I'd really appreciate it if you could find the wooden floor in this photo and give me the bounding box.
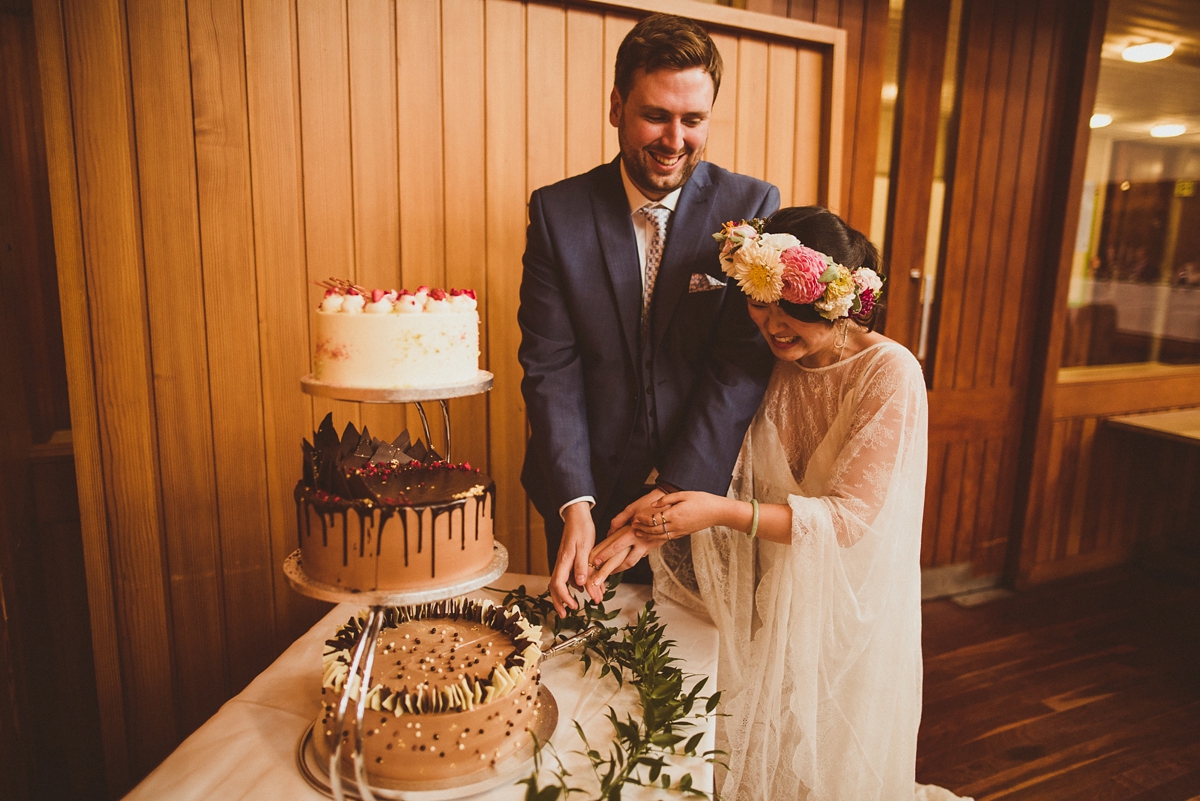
[918,567,1200,800]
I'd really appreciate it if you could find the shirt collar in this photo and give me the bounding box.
[620,158,682,215]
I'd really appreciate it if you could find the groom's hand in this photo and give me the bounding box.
[549,502,596,617]
[608,488,665,536]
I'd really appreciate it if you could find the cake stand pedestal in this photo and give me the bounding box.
[301,371,493,463]
[290,372,543,800]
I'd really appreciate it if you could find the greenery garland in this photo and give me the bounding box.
[497,581,723,801]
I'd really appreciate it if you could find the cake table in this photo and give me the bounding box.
[120,576,719,800]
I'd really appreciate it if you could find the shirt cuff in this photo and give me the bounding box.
[558,496,596,520]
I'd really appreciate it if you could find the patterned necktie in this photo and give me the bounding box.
[640,204,670,339]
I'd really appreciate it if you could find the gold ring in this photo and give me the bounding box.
[651,513,660,527]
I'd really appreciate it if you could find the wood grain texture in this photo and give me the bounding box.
[29,0,130,790]
[126,0,229,735]
[882,0,950,349]
[187,0,278,691]
[60,0,178,779]
[920,568,1200,798]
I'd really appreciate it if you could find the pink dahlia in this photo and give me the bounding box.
[779,245,827,305]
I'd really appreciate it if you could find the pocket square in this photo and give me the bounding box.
[688,272,726,293]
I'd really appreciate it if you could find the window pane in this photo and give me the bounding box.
[1063,1,1200,368]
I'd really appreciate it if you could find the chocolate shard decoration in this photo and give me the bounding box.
[370,441,400,465]
[407,439,429,464]
[391,430,411,453]
[314,413,340,451]
[302,440,317,486]
[425,447,443,463]
[338,421,361,460]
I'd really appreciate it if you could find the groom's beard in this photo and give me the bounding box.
[616,116,703,199]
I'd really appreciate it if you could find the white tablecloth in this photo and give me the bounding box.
[124,574,718,800]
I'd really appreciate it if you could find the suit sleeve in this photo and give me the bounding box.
[517,190,596,510]
[657,184,781,495]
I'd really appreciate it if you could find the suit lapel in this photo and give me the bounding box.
[592,159,641,367]
[651,163,716,352]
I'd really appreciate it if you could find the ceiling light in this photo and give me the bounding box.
[1122,42,1175,63]
[1090,113,1112,128]
[1150,124,1185,138]
[881,83,898,102]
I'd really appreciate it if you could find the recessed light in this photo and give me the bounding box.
[1122,42,1175,63]
[1090,113,1113,128]
[1150,124,1185,138]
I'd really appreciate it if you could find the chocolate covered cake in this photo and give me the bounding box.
[295,414,495,592]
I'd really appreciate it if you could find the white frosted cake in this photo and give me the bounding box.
[312,281,480,389]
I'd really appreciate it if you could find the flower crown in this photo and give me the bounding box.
[713,218,883,322]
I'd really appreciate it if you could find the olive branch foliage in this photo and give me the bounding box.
[498,581,723,801]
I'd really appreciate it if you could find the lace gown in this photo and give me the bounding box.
[651,342,970,801]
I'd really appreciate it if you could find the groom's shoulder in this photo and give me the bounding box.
[696,162,778,210]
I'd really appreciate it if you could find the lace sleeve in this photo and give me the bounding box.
[790,346,926,548]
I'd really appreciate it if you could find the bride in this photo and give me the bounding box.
[587,207,970,801]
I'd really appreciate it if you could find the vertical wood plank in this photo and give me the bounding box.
[734,37,768,180]
[934,440,965,566]
[1064,416,1097,557]
[954,436,985,563]
[442,0,490,473]
[347,0,406,440]
[565,7,604,178]
[243,0,328,646]
[601,12,634,164]
[524,2,568,571]
[951,0,1015,390]
[1036,418,1067,565]
[971,436,1007,573]
[485,0,529,569]
[125,0,229,732]
[972,0,1033,389]
[297,0,358,432]
[187,0,278,692]
[840,0,888,231]
[397,0,449,445]
[764,43,797,203]
[30,0,130,788]
[705,32,738,171]
[792,46,824,205]
[59,0,177,775]
[930,0,993,391]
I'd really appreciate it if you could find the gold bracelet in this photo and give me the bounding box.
[749,499,759,538]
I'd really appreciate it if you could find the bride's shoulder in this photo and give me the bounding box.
[857,336,924,383]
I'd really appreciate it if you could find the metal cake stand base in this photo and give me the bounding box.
[296,686,559,800]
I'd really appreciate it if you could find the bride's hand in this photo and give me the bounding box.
[631,491,727,539]
[586,526,655,594]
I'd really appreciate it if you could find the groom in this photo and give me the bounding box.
[518,13,778,615]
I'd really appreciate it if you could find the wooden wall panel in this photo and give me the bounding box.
[915,0,1102,582]
[188,0,278,692]
[126,0,229,735]
[35,0,845,790]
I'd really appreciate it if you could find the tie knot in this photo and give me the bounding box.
[640,204,670,233]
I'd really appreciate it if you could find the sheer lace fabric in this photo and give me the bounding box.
[651,342,971,801]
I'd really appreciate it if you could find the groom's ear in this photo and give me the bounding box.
[609,86,622,128]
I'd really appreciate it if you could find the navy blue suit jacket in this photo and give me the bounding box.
[518,158,779,526]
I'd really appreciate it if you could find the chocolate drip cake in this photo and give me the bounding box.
[295,413,495,591]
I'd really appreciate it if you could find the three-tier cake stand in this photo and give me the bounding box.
[287,371,559,801]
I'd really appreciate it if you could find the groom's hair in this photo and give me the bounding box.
[614,14,723,101]
[765,206,885,330]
